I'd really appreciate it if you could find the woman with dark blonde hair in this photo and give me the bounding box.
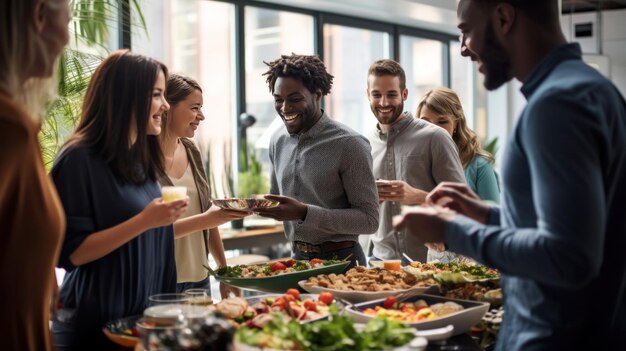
[417,87,499,203]
[158,73,248,296]
[0,1,70,350]
[51,50,188,350]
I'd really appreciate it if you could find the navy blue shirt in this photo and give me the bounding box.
[447,44,626,350]
[51,146,176,349]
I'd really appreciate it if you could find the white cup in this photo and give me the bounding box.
[161,186,187,203]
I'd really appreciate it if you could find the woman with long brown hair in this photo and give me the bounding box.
[51,50,188,350]
[0,1,70,350]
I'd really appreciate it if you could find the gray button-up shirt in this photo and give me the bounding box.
[269,113,379,244]
[369,113,465,261]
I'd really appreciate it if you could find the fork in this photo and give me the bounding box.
[392,288,426,304]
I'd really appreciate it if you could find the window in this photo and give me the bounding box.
[400,35,444,115]
[244,7,314,170]
[323,23,391,135]
[169,1,236,198]
[450,40,488,140]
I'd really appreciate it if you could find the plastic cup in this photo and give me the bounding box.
[161,186,187,202]
[383,260,402,271]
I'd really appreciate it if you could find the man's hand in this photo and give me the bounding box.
[252,194,308,221]
[393,206,456,244]
[376,179,428,205]
[426,182,490,224]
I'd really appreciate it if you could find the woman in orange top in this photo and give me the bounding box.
[0,1,70,350]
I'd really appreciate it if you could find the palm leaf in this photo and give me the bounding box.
[39,0,148,170]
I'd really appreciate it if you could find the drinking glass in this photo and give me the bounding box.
[148,293,190,306]
[184,288,213,306]
[161,186,187,202]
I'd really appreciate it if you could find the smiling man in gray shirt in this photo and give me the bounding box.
[366,59,465,263]
[253,54,379,269]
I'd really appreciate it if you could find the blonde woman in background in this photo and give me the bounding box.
[416,87,499,263]
[417,87,499,203]
[0,1,70,350]
[159,74,248,297]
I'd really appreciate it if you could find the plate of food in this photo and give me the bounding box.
[208,289,342,329]
[298,266,437,303]
[212,198,279,212]
[441,282,502,308]
[233,310,428,351]
[209,258,350,293]
[102,315,141,348]
[404,262,500,284]
[344,294,489,336]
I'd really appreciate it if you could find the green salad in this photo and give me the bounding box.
[210,258,346,278]
[235,306,415,350]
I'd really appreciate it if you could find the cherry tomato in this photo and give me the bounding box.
[303,299,318,312]
[271,262,287,271]
[318,292,334,305]
[282,259,296,267]
[272,297,287,310]
[309,258,323,265]
[286,288,300,300]
[383,296,397,309]
[284,293,296,302]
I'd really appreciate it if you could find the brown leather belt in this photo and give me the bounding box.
[293,240,356,254]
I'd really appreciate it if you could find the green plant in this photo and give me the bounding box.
[39,0,147,170]
[238,150,268,198]
[483,136,499,163]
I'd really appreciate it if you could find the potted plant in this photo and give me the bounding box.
[232,149,269,229]
[238,151,268,199]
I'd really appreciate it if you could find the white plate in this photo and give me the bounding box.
[298,280,435,304]
[344,294,489,336]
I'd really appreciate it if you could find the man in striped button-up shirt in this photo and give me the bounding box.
[253,54,379,269]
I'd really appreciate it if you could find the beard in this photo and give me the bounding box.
[480,20,514,90]
[371,100,405,126]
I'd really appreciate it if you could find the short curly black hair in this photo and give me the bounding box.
[263,53,334,96]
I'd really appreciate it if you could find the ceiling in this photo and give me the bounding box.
[562,0,626,13]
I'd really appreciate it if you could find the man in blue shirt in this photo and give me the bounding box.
[394,1,626,350]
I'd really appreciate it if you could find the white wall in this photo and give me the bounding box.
[561,9,626,97]
[601,10,626,97]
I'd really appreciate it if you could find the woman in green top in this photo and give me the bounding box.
[417,87,499,203]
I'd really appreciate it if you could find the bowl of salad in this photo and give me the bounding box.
[233,309,428,351]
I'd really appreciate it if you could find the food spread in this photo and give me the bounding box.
[208,289,337,328]
[303,266,435,291]
[362,296,464,322]
[212,258,344,278]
